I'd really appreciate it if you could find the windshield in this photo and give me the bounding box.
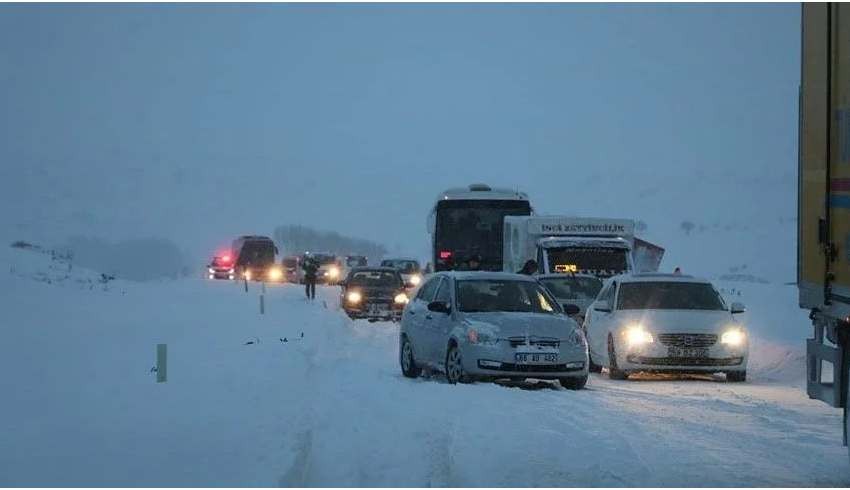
[434,199,531,271]
[312,255,337,265]
[381,260,420,273]
[540,276,603,301]
[238,241,275,266]
[456,280,558,314]
[346,257,367,267]
[546,246,628,277]
[617,282,726,310]
[348,270,402,288]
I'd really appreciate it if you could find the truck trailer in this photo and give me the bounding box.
[798,2,850,460]
[502,216,664,278]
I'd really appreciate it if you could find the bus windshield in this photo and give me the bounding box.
[434,199,531,271]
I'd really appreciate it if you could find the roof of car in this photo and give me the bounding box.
[536,273,602,281]
[436,271,539,282]
[608,272,711,284]
[349,266,400,273]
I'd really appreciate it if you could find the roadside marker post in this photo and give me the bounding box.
[260,282,266,314]
[156,344,167,383]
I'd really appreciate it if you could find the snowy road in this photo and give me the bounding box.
[1,250,848,486]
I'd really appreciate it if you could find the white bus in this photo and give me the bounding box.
[426,183,532,271]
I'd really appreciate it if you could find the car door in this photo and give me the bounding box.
[404,275,440,364]
[587,281,616,363]
[425,277,454,365]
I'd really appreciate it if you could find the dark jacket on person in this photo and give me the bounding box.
[302,259,319,280]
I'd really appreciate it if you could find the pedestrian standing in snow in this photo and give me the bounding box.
[518,259,538,275]
[673,267,682,275]
[302,256,318,300]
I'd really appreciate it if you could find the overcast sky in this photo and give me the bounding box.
[0,3,800,261]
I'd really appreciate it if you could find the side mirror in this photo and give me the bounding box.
[562,304,581,316]
[730,302,746,314]
[592,300,612,313]
[427,301,452,314]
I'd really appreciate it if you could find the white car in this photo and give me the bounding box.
[584,273,748,382]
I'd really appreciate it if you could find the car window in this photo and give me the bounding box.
[434,278,452,304]
[348,271,402,288]
[617,282,727,310]
[416,277,441,302]
[455,279,557,314]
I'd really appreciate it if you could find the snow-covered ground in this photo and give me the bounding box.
[1,245,848,487]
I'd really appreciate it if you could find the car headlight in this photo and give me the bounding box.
[347,291,362,304]
[229,268,235,274]
[394,293,409,304]
[208,268,215,273]
[244,270,252,281]
[329,267,340,278]
[269,267,283,280]
[721,328,746,346]
[409,274,422,286]
[624,324,653,346]
[467,328,495,345]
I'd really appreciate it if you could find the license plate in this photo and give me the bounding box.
[667,346,709,358]
[514,353,558,364]
[368,304,388,314]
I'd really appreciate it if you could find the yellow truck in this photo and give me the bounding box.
[799,2,850,456]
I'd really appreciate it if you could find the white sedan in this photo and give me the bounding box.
[583,273,748,381]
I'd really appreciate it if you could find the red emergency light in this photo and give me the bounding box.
[221,254,231,263]
[439,250,453,260]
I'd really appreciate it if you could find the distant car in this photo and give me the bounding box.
[340,267,409,322]
[207,255,236,280]
[309,253,342,285]
[341,255,368,279]
[399,271,589,389]
[380,258,423,288]
[538,273,603,324]
[232,235,283,282]
[583,273,748,381]
[281,255,301,283]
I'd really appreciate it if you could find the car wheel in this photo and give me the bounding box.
[607,334,628,380]
[400,337,422,378]
[726,370,746,382]
[588,354,603,373]
[559,375,588,390]
[445,344,470,384]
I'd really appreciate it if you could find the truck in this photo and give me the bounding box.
[502,216,664,278]
[798,2,850,458]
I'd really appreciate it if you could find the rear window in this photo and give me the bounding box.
[617,282,726,310]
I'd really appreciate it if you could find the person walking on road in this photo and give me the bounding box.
[302,256,318,300]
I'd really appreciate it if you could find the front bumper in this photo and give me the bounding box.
[462,342,589,379]
[615,337,748,372]
[343,300,404,320]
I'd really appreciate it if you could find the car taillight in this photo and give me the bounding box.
[439,250,452,260]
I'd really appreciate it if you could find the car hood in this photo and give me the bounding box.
[612,309,739,334]
[459,312,578,340]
